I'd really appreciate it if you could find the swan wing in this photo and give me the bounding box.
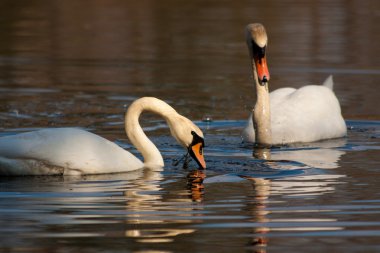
[271,85,346,144]
[269,87,296,108]
[0,128,143,175]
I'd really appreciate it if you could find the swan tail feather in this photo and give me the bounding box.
[322,75,334,90]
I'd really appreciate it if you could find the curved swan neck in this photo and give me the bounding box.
[125,97,178,167]
[252,61,272,146]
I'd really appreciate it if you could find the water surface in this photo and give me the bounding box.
[0,0,379,252]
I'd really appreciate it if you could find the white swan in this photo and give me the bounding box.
[0,97,206,176]
[242,23,347,145]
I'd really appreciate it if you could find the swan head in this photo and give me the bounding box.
[168,115,206,169]
[245,23,270,85]
[188,130,206,170]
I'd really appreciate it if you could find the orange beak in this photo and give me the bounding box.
[254,56,270,84]
[190,142,206,169]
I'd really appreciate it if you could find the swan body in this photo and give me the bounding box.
[0,97,206,176]
[242,23,346,145]
[242,75,347,144]
[0,128,143,175]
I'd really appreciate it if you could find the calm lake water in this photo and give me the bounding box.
[0,0,380,252]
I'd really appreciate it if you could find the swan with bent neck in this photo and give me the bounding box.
[0,97,206,176]
[242,23,347,145]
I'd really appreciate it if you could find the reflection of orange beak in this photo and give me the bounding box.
[254,56,270,84]
[190,142,206,169]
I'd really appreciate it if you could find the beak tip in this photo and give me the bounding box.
[189,143,207,170]
[259,75,269,86]
[198,159,206,170]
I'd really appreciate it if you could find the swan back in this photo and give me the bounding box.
[270,85,346,144]
[0,128,143,175]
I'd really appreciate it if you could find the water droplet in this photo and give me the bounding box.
[202,115,213,122]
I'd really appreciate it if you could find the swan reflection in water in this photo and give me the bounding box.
[122,168,205,244]
[0,167,206,249]
[258,137,347,169]
[205,138,347,253]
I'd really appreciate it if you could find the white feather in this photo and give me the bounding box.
[242,76,347,144]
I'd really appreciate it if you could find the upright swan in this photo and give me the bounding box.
[0,97,206,175]
[242,23,347,145]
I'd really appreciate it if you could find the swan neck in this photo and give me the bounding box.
[125,97,177,167]
[252,62,272,146]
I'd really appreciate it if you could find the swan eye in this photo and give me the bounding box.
[251,40,266,59]
[190,131,204,147]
